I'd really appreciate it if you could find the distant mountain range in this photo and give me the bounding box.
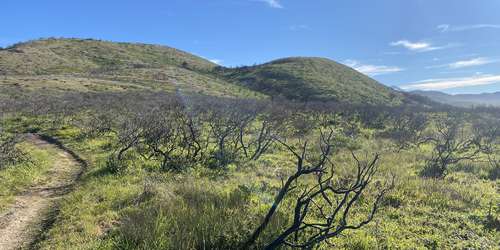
[412,90,500,107]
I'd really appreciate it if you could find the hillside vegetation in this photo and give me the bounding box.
[0,39,413,105]
[1,38,498,249]
[0,39,264,99]
[0,38,216,75]
[217,57,405,105]
[1,91,498,249]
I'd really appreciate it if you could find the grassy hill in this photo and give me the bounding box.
[0,38,263,98]
[217,57,405,105]
[1,39,412,105]
[0,38,216,75]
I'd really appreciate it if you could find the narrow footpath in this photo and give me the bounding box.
[0,134,82,250]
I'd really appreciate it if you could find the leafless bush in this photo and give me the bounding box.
[244,128,393,249]
[421,115,483,178]
[140,100,204,171]
[473,118,500,180]
[381,111,429,152]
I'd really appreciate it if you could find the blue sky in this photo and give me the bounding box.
[1,0,499,94]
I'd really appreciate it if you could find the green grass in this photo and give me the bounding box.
[0,69,265,100]
[1,38,496,249]
[219,57,405,105]
[0,38,216,75]
[26,123,499,250]
[0,142,57,212]
[34,128,287,250]
[1,111,497,249]
[1,39,415,105]
[0,38,266,100]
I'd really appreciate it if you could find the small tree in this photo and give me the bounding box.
[114,114,144,162]
[382,112,428,152]
[244,128,393,249]
[78,111,116,138]
[474,118,500,180]
[195,97,253,168]
[141,102,203,171]
[238,102,287,161]
[421,115,482,178]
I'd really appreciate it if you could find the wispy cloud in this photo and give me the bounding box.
[427,57,497,69]
[343,60,404,76]
[438,24,500,32]
[402,74,500,90]
[449,57,495,69]
[255,0,283,8]
[390,40,446,52]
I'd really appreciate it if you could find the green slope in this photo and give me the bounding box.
[0,38,216,75]
[0,38,263,98]
[217,57,405,105]
[1,39,409,105]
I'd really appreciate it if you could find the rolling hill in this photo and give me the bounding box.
[216,57,406,105]
[1,38,409,105]
[0,38,216,75]
[0,38,262,98]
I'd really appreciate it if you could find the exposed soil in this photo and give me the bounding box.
[0,134,82,250]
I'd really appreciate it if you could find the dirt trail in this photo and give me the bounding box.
[0,134,82,250]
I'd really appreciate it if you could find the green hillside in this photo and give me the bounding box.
[0,38,216,75]
[217,57,405,105]
[0,38,263,98]
[1,39,410,105]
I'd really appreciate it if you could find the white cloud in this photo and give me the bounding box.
[391,40,430,51]
[438,24,500,32]
[390,40,443,52]
[256,0,283,8]
[343,60,404,76]
[402,74,500,90]
[427,57,496,69]
[449,57,494,69]
[437,24,451,33]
